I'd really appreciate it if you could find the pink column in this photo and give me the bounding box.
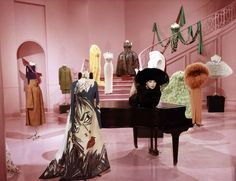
[0,50,7,180]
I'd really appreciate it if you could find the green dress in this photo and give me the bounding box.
[161,71,191,118]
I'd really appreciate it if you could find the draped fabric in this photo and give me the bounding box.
[39,93,110,180]
[170,21,203,54]
[176,5,186,27]
[152,19,203,54]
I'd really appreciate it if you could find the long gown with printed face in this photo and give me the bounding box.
[39,81,110,180]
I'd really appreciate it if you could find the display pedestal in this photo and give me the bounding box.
[207,95,225,112]
[59,104,70,114]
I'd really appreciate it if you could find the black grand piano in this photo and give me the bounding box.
[100,100,193,166]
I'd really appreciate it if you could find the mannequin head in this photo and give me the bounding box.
[123,40,132,50]
[89,72,93,79]
[78,72,82,80]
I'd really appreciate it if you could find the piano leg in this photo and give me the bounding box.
[154,128,159,154]
[149,127,159,156]
[133,127,138,148]
[171,131,181,166]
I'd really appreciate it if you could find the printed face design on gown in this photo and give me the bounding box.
[146,80,157,89]
[74,98,94,135]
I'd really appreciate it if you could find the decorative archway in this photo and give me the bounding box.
[16,41,47,112]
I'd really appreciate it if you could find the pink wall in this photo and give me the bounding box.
[0,0,235,115]
[220,26,236,109]
[0,46,6,180]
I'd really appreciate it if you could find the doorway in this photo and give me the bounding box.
[17,41,47,112]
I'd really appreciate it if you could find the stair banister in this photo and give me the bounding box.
[138,0,236,70]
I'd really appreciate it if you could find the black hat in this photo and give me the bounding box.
[135,68,169,86]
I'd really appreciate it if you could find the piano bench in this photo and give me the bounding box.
[133,127,163,149]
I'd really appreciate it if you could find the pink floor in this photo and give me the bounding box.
[5,110,236,181]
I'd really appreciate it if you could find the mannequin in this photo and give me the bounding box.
[26,62,37,83]
[58,64,72,105]
[103,51,113,94]
[161,71,191,118]
[40,72,110,180]
[89,44,103,85]
[26,79,46,139]
[24,60,42,84]
[184,62,209,126]
[71,72,101,127]
[58,65,73,94]
[116,40,139,76]
[147,50,166,71]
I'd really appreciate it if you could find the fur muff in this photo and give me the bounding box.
[184,62,209,89]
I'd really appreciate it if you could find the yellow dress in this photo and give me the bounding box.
[89,44,104,86]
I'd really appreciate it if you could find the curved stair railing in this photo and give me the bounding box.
[138,0,236,69]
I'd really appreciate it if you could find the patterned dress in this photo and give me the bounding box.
[39,80,110,180]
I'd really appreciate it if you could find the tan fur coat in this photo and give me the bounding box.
[26,79,46,126]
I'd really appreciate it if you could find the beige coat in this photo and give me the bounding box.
[59,66,72,94]
[26,79,46,126]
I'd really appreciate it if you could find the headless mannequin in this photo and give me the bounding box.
[26,79,46,140]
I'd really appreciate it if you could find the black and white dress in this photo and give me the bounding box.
[39,79,110,180]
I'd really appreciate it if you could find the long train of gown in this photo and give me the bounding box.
[39,95,110,180]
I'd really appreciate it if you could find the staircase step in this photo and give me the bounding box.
[99,89,130,94]
[99,75,134,101]
[100,93,129,98]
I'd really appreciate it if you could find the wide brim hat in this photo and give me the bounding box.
[135,68,169,86]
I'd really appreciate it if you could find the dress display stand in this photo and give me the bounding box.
[27,127,40,140]
[206,54,233,112]
[59,94,70,114]
[103,52,113,94]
